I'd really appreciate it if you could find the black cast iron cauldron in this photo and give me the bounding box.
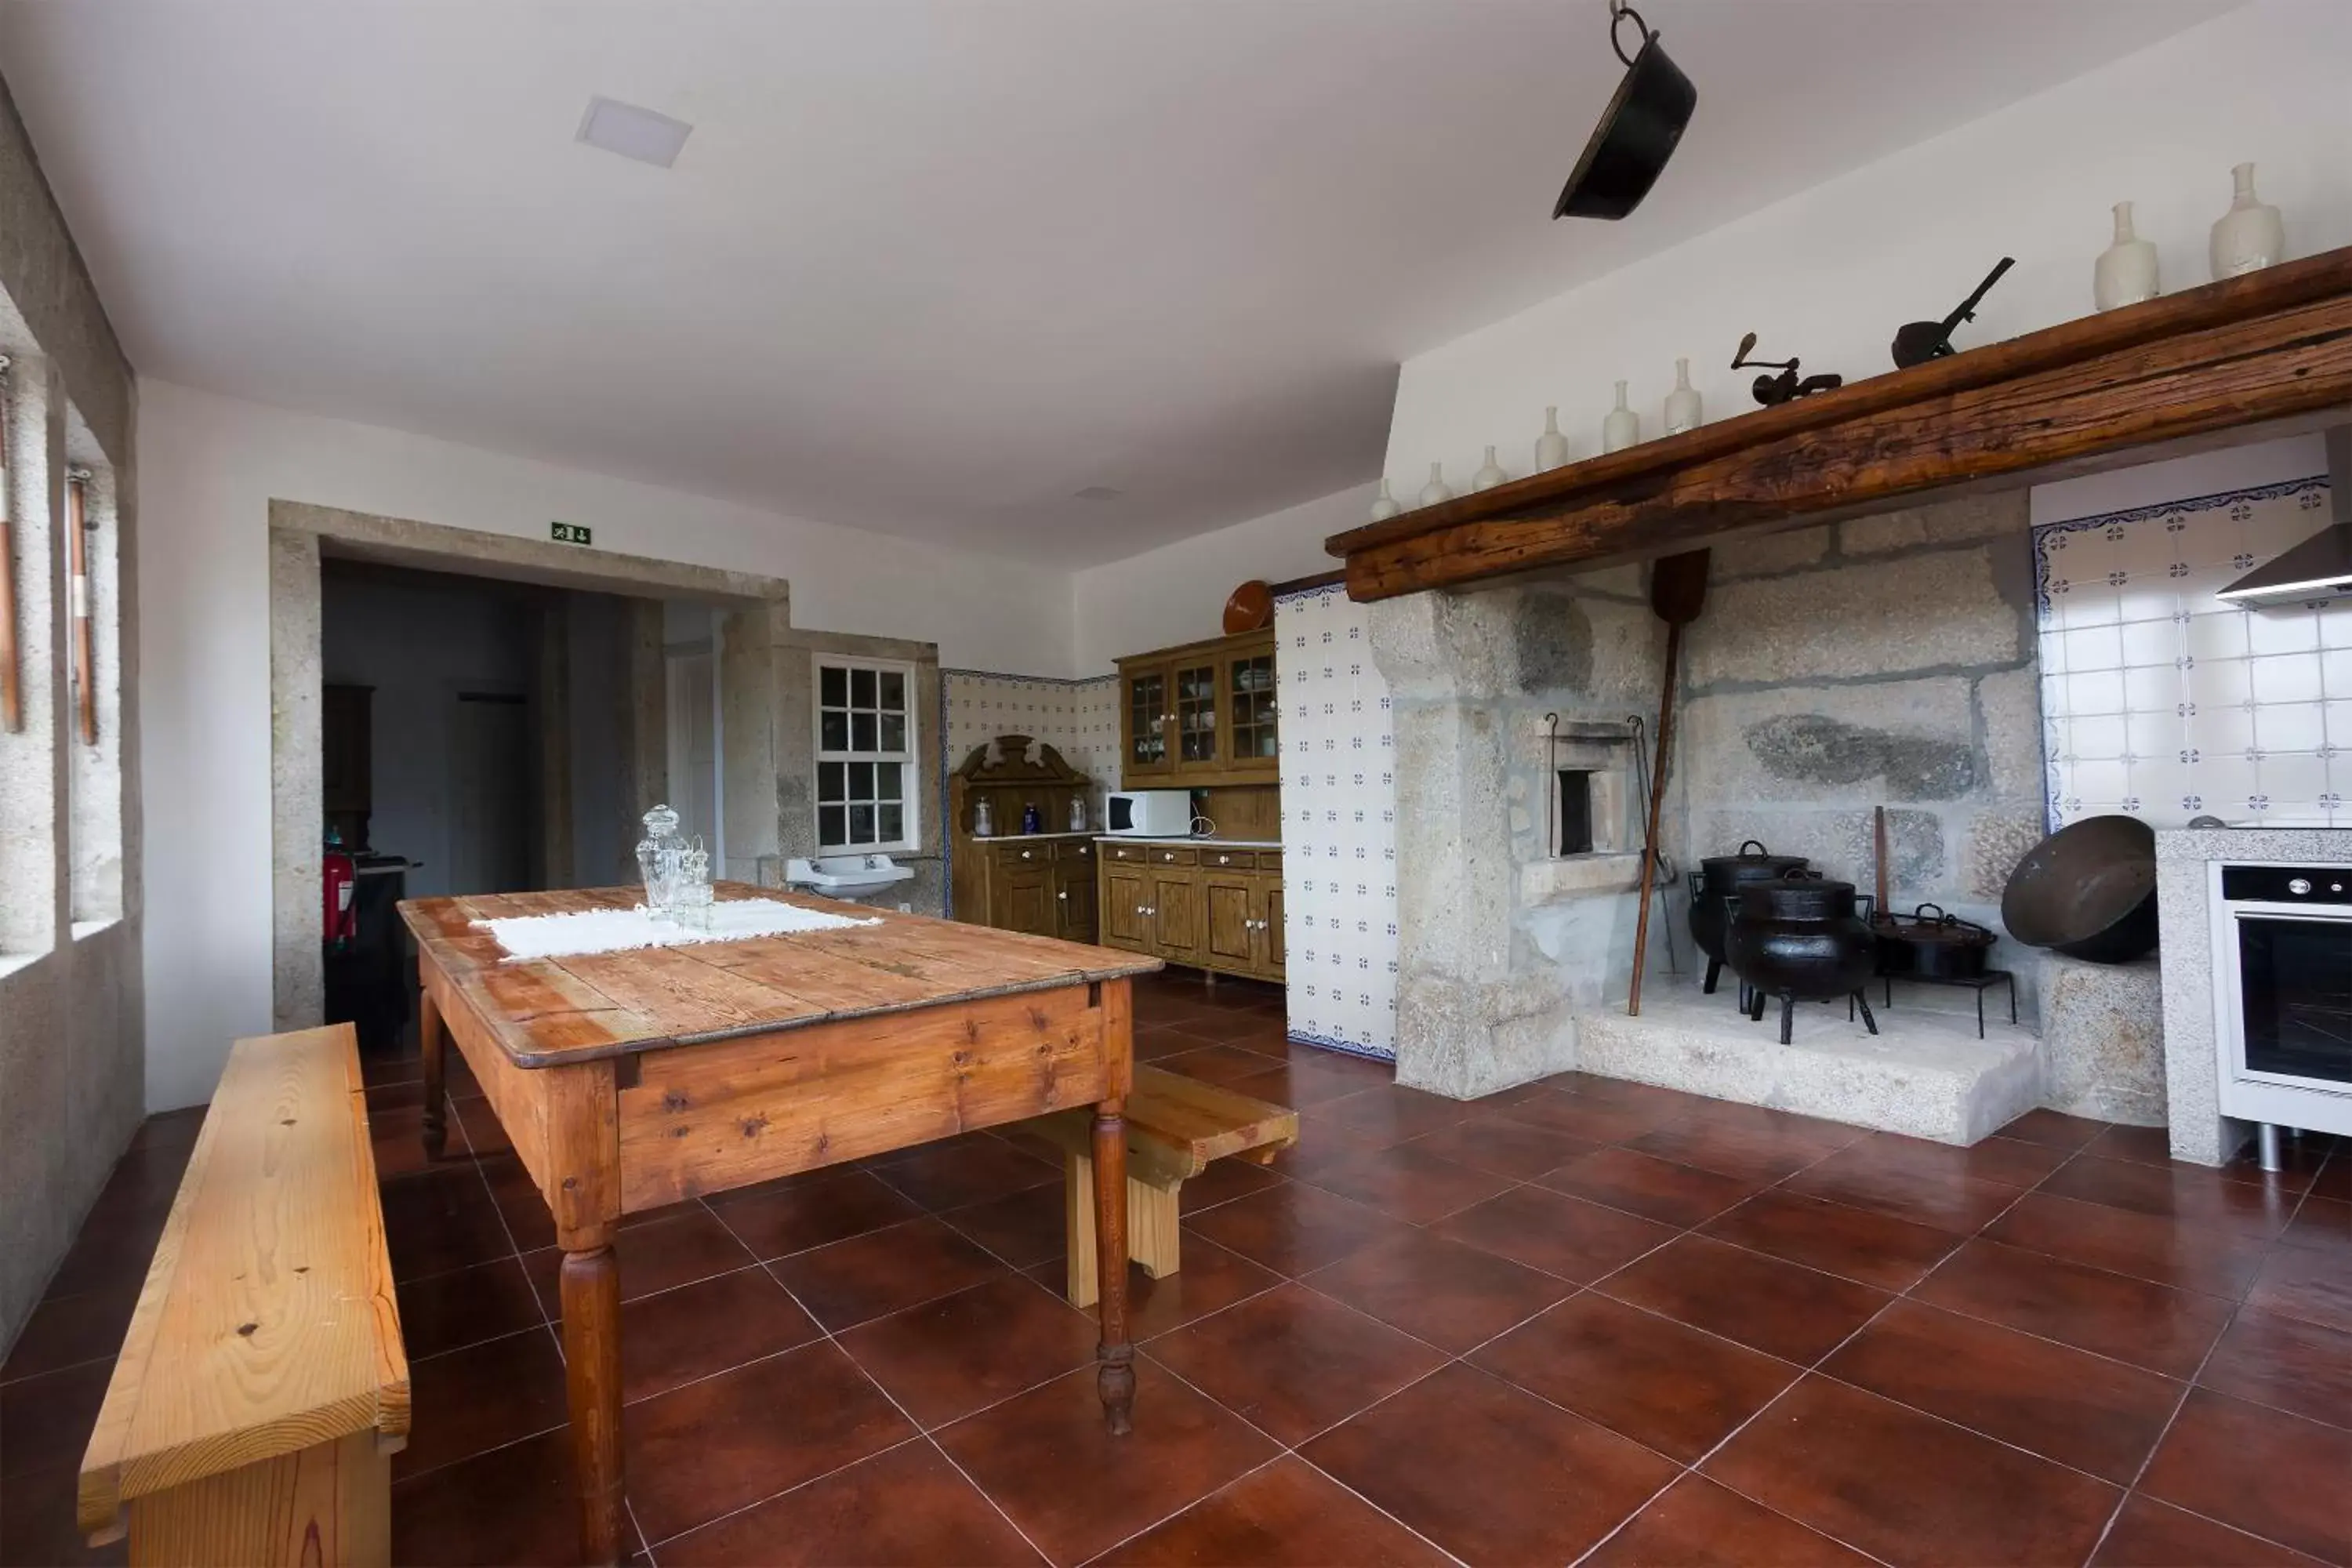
[1875,902,1996,980]
[1726,875,1882,1044]
[1689,840,1812,995]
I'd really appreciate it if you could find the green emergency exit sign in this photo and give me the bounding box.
[551,521,593,546]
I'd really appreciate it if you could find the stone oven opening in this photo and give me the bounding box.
[1554,768,1595,857]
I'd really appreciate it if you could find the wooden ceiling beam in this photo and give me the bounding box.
[1328,246,2352,603]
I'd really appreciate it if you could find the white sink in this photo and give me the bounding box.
[783,855,914,898]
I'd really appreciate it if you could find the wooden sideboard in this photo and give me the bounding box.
[948,735,1098,943]
[1099,839,1283,982]
[1116,627,1278,790]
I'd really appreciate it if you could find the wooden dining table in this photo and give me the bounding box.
[397,883,1160,1566]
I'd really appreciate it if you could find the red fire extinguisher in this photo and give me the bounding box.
[323,827,358,951]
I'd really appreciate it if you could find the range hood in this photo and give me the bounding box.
[2216,426,2352,608]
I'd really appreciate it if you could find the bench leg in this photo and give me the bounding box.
[418,985,447,1160]
[1065,1154,1182,1308]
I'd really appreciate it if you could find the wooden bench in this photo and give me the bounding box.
[79,1024,409,1567]
[1032,1065,1298,1307]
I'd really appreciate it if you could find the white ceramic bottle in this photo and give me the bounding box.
[1471,445,1508,492]
[1368,477,1402,521]
[1602,380,1639,453]
[1417,461,1454,507]
[2209,162,2285,278]
[2094,201,2161,309]
[1534,406,1571,472]
[1663,358,1702,434]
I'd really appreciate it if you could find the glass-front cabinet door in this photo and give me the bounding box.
[1123,666,1169,775]
[1225,649,1279,763]
[1173,659,1221,768]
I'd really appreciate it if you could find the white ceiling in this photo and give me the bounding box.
[0,0,2233,565]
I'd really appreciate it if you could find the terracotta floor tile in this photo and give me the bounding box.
[622,1339,917,1545]
[1175,1154,1287,1214]
[1701,1189,1964,1290]
[1536,1145,1763,1227]
[1987,1192,2271,1298]
[448,1095,514,1157]
[1227,1058,1384,1110]
[476,1152,558,1251]
[2281,1195,2351,1254]
[1302,1230,1576,1353]
[1430,1184,1679,1283]
[2092,1494,2331,1567]
[1498,1090,1682,1145]
[1998,1107,2110,1150]
[652,1439,1043,1566]
[1160,1044,1294,1086]
[1185,1181,1415,1277]
[1599,1236,1890,1364]
[1397,1111,1601,1181]
[1779,1138,2031,1235]
[1101,1236,1285,1341]
[394,1327,568,1480]
[1473,1292,1799,1465]
[709,1168,925,1261]
[0,1359,112,1482]
[1849,1127,2071,1188]
[1915,1238,2233,1378]
[937,1360,1278,1567]
[1101,1455,1446,1566]
[1545,1073,1711,1117]
[371,1102,471,1178]
[767,1215,1009,1330]
[394,1256,545,1360]
[521,1207,755,1310]
[1317,1083,1479,1145]
[940,1181,1070,1268]
[1294,1143,1513,1225]
[1704,1375,2120,1568]
[1583,1475,1875,1568]
[2042,1155,2303,1238]
[0,1287,135,1384]
[838,1274,1100,1428]
[869,1138,1059,1212]
[42,1203,172,1300]
[619,1266,821,1405]
[1,1458,128,1568]
[2243,1240,2352,1335]
[2198,1307,2352,1429]
[1147,1283,1446,1443]
[390,1426,640,1567]
[1821,1298,2182,1483]
[2139,1389,2352,1565]
[1623,1118,1845,1187]
[379,1163,520,1282]
[1301,1362,1679,1567]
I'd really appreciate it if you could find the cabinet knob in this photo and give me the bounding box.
[1057,891,1067,901]
[1218,855,1229,864]
[1163,851,1175,861]
[1021,850,1032,859]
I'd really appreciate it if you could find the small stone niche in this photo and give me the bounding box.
[1523,718,1645,907]
[1555,769,1595,857]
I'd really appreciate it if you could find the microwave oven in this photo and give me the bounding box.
[1104,789,1192,837]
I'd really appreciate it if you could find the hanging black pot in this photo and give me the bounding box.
[1553,3,1698,221]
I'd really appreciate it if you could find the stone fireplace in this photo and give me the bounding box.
[1370,492,2056,1138]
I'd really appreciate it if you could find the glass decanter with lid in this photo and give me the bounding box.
[635,804,685,916]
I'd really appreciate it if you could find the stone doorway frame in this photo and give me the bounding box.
[267,500,791,1029]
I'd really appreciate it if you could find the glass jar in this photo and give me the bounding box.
[635,804,684,916]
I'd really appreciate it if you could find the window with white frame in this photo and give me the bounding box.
[814,656,916,852]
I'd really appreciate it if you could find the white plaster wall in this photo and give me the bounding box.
[137,379,1078,1109]
[1381,2,2352,498]
[1071,482,1379,674]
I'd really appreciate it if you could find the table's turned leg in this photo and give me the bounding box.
[418,982,447,1159]
[1091,1097,1135,1435]
[561,1247,625,1566]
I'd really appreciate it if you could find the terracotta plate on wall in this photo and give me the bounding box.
[1222,579,1273,634]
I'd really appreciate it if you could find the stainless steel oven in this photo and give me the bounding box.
[2211,862,2352,1156]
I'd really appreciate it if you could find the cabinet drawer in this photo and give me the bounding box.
[1103,841,1151,865]
[1257,850,1283,873]
[1061,840,1094,864]
[1146,846,1196,867]
[1200,848,1256,871]
[991,841,1051,868]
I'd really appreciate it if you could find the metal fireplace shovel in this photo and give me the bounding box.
[1628,549,1711,1016]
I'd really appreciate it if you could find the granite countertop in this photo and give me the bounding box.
[1094,836,1284,849]
[2155,826,2352,862]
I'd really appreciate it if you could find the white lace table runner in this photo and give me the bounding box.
[477,898,880,961]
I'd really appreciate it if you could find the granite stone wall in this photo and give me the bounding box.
[1674,493,2047,1015]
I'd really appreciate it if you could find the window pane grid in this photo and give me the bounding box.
[815,657,916,852]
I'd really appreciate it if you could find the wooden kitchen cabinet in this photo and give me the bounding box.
[1115,628,1279,790]
[948,735,1098,943]
[1098,839,1283,982]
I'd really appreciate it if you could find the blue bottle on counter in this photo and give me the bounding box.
[1021,801,1042,834]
